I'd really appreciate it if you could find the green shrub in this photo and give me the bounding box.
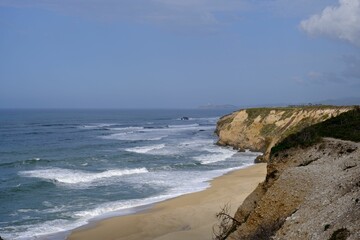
[271,107,360,156]
[245,108,271,124]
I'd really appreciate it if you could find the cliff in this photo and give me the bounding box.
[216,108,360,240]
[228,138,360,240]
[215,106,353,161]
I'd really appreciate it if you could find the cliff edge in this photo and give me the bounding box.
[215,106,353,161]
[227,138,360,240]
[215,107,360,240]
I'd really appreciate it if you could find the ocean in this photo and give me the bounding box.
[0,109,260,240]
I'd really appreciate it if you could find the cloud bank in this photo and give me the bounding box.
[300,0,360,46]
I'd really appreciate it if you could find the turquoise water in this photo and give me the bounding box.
[0,109,259,239]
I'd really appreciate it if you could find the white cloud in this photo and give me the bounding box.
[300,0,360,46]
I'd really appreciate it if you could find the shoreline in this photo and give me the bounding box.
[68,163,267,240]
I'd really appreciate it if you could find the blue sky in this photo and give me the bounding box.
[0,0,359,108]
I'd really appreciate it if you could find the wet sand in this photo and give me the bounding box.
[68,163,266,240]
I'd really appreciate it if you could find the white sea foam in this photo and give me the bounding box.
[126,139,209,156]
[102,132,168,141]
[139,125,213,133]
[74,169,236,219]
[17,209,36,213]
[193,147,236,164]
[81,123,118,129]
[74,194,174,218]
[126,139,218,156]
[19,168,148,184]
[111,126,144,131]
[199,116,219,124]
[168,123,199,128]
[101,123,213,142]
[179,139,215,147]
[125,144,165,154]
[4,185,208,239]
[3,190,195,240]
[8,164,256,240]
[1,218,86,240]
[147,136,166,141]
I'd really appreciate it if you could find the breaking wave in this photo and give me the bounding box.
[193,148,236,164]
[125,144,166,154]
[19,168,149,184]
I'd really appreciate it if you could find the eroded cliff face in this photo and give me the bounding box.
[228,138,360,240]
[215,107,353,161]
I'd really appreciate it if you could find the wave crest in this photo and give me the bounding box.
[193,148,236,164]
[125,144,165,154]
[19,168,148,184]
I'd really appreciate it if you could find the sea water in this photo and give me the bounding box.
[0,109,260,239]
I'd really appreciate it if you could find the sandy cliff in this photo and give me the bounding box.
[215,107,360,240]
[215,106,353,161]
[228,138,360,240]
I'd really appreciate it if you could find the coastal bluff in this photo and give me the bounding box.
[215,107,360,240]
[228,138,360,240]
[215,106,353,161]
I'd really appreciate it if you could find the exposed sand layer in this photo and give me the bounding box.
[216,107,352,161]
[68,163,266,240]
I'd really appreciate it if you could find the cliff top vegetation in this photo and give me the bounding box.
[271,106,360,156]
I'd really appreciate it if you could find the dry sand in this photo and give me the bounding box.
[68,163,266,240]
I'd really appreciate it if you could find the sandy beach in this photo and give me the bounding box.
[68,163,266,240]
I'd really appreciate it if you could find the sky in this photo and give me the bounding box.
[0,0,360,108]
